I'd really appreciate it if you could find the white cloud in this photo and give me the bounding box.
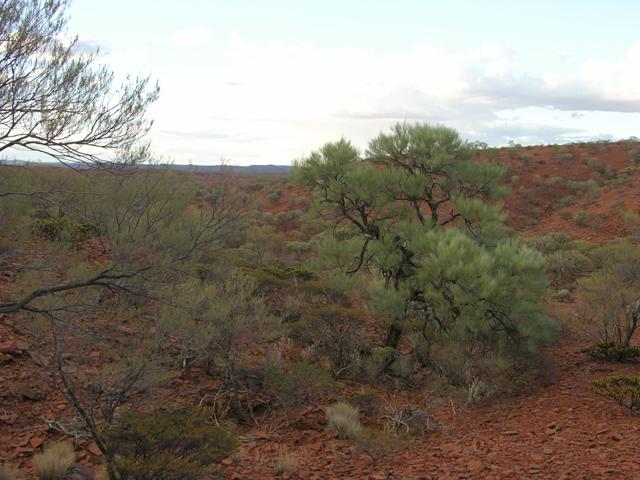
[166,26,212,47]
[147,38,640,164]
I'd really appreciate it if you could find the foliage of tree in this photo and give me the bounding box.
[295,123,556,364]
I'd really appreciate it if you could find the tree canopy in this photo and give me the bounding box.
[295,122,557,356]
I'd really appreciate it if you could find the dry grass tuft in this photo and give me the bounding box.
[326,401,362,439]
[273,446,299,475]
[33,442,75,480]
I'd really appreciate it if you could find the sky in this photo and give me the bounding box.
[67,0,640,165]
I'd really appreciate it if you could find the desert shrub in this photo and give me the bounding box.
[574,211,590,227]
[102,407,239,480]
[264,361,336,405]
[31,217,98,241]
[525,233,572,255]
[267,187,282,203]
[302,305,366,377]
[326,402,362,439]
[33,442,75,480]
[0,463,20,480]
[274,447,299,475]
[580,241,640,348]
[593,376,640,414]
[244,181,264,192]
[544,249,592,287]
[519,153,533,163]
[262,211,275,224]
[586,157,605,172]
[349,390,378,415]
[622,210,640,241]
[157,272,278,379]
[544,176,563,187]
[568,179,597,194]
[353,346,396,383]
[559,211,573,221]
[382,397,439,436]
[510,175,519,184]
[427,342,469,386]
[554,195,576,209]
[583,342,640,362]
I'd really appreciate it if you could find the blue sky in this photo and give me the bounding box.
[67,0,640,165]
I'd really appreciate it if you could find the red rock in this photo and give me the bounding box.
[0,341,26,355]
[87,443,101,456]
[220,458,233,466]
[30,436,44,448]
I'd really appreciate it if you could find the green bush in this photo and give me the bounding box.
[593,376,640,414]
[102,407,238,480]
[31,217,98,241]
[583,342,640,362]
[544,249,592,287]
[574,211,590,227]
[263,361,336,405]
[302,305,366,377]
[525,233,572,255]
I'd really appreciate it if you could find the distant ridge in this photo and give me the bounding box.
[0,159,293,175]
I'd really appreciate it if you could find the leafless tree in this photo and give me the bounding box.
[0,0,158,167]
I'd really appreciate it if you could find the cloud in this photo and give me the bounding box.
[68,35,110,56]
[147,38,640,164]
[166,26,212,47]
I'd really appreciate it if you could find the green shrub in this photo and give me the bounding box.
[267,188,282,203]
[31,218,98,241]
[33,442,75,480]
[326,402,362,439]
[302,305,366,377]
[568,179,597,194]
[544,176,563,187]
[102,407,238,480]
[525,233,572,255]
[544,249,592,287]
[264,361,336,405]
[586,157,605,172]
[583,342,640,362]
[574,211,590,227]
[353,346,396,382]
[593,376,640,414]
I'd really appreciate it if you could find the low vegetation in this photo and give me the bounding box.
[33,442,75,480]
[593,376,640,415]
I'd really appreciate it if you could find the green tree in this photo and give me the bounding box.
[295,122,555,360]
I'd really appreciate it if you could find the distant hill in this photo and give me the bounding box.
[0,159,293,175]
